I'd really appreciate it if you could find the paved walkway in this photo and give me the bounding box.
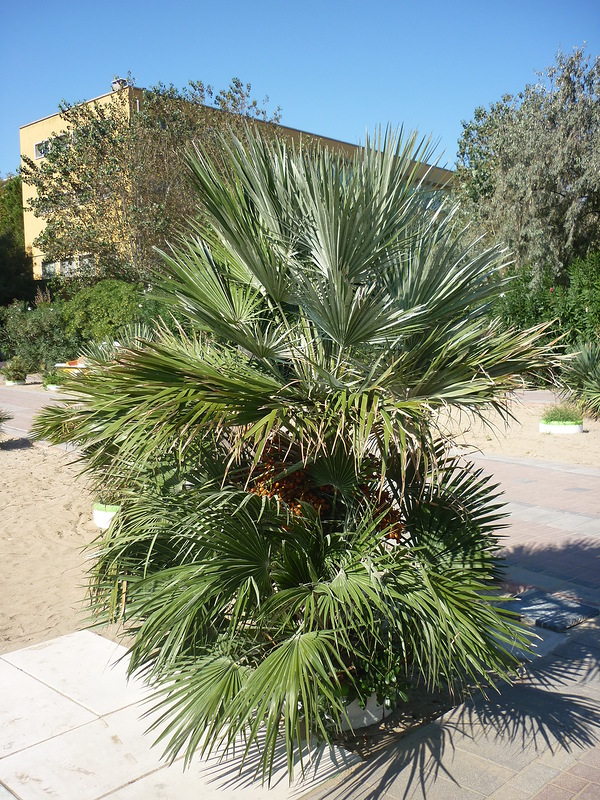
[1,385,599,798]
[0,631,360,799]
[0,378,64,439]
[303,619,600,800]
[474,453,600,599]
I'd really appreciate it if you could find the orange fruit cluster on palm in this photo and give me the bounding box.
[250,445,330,516]
[249,441,405,540]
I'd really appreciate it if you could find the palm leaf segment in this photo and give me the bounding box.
[32,127,554,781]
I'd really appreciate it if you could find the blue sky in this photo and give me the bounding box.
[1,0,598,176]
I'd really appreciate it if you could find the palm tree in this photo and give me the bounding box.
[33,127,554,780]
[561,341,600,417]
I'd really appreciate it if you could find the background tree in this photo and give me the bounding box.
[20,77,281,283]
[0,175,34,304]
[455,46,600,281]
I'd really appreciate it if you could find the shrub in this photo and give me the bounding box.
[540,403,583,424]
[3,356,28,382]
[42,368,65,388]
[0,280,166,372]
[561,342,600,418]
[0,302,23,359]
[491,251,600,347]
[490,265,566,340]
[61,279,153,343]
[564,252,600,342]
[0,300,80,372]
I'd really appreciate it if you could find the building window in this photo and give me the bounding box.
[34,134,70,160]
[41,256,94,278]
[34,140,50,159]
[41,261,58,278]
[60,259,78,277]
[78,255,94,274]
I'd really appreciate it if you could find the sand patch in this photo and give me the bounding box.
[0,439,97,654]
[439,396,600,469]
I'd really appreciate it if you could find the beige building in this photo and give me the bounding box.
[20,83,143,278]
[20,84,453,279]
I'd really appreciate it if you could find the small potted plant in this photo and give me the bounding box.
[539,403,583,435]
[338,651,408,731]
[2,357,28,386]
[93,492,121,529]
[43,368,65,392]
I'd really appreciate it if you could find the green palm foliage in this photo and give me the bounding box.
[561,341,600,418]
[0,408,12,433]
[33,127,555,780]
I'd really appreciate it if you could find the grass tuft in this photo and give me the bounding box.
[540,403,583,424]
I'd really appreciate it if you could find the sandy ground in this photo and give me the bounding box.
[441,394,600,468]
[1,391,599,656]
[0,440,98,654]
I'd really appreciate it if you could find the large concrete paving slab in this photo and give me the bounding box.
[0,632,360,800]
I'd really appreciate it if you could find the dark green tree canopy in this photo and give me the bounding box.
[0,175,26,247]
[20,77,281,283]
[455,46,600,279]
[0,175,34,304]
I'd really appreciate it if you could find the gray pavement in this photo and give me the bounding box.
[303,619,600,800]
[1,384,599,799]
[0,376,64,438]
[472,452,600,604]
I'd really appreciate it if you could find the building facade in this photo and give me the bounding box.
[20,85,143,278]
[20,84,453,280]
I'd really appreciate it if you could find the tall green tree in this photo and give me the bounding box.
[20,78,281,282]
[0,175,34,304]
[455,46,600,280]
[33,128,553,780]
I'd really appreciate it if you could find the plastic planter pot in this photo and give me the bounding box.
[93,502,120,529]
[539,420,583,435]
[341,693,388,731]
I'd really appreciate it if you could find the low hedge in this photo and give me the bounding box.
[0,279,166,370]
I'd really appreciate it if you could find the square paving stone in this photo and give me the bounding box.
[3,630,150,716]
[0,660,96,756]
[509,591,599,632]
